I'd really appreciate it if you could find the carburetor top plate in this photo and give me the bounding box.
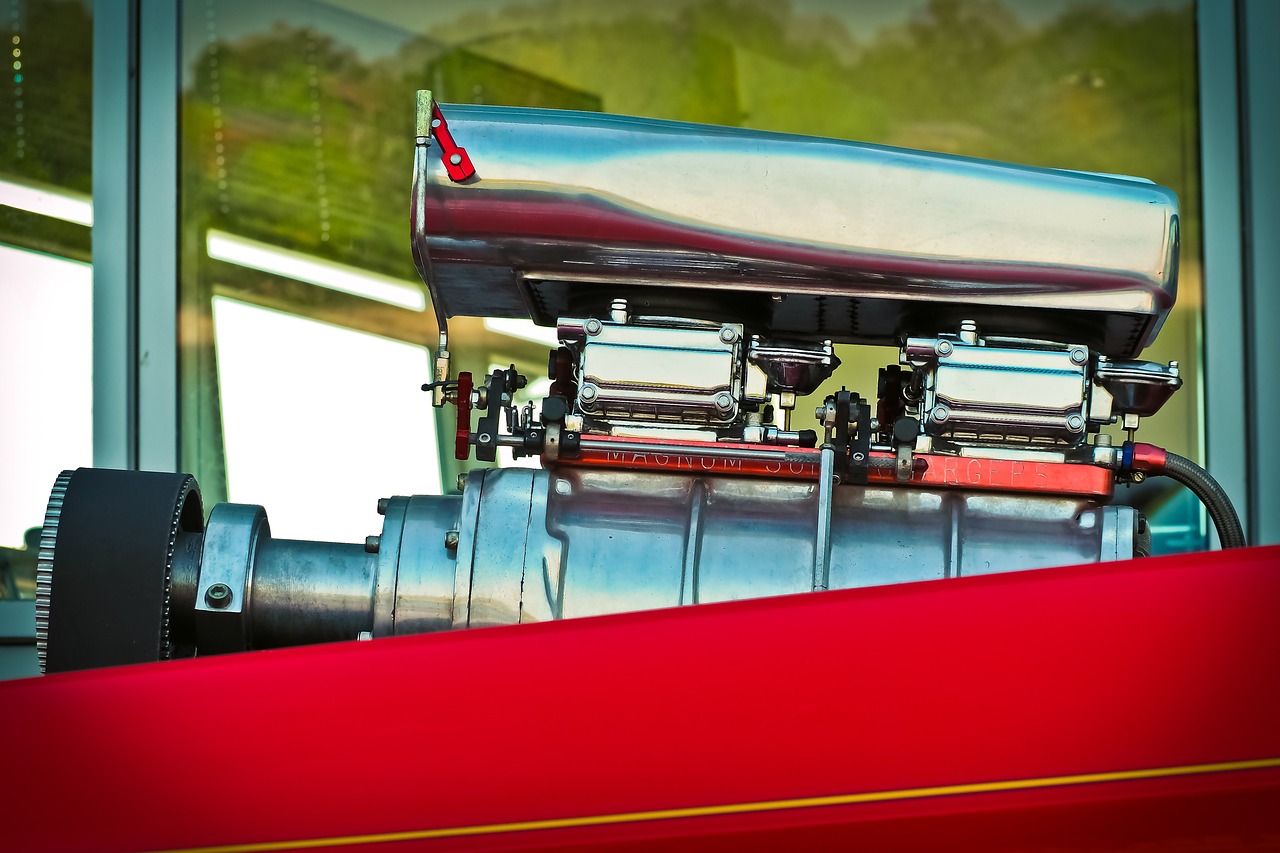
[417,103,1179,358]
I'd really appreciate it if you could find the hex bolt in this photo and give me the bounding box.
[444,530,460,550]
[931,405,950,423]
[376,497,389,515]
[455,473,468,492]
[580,383,599,403]
[1070,347,1088,365]
[365,535,381,554]
[713,391,735,413]
[205,583,232,609]
[1066,413,1085,432]
[584,317,603,336]
[448,153,462,166]
[935,340,953,357]
[1094,433,1113,446]
[719,325,739,345]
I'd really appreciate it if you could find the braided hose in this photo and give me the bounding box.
[1161,451,1248,549]
[1127,443,1247,549]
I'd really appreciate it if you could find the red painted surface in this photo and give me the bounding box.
[432,104,476,182]
[454,371,473,461]
[568,435,1115,498]
[1,546,1278,852]
[1131,441,1170,474]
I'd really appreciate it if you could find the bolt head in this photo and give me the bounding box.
[713,391,735,413]
[377,497,389,515]
[1070,347,1088,365]
[935,340,953,357]
[448,153,462,165]
[365,535,381,553]
[1066,414,1085,432]
[455,473,468,492]
[205,583,232,609]
[584,318,603,336]
[444,530,460,550]
[719,325,739,344]
[931,405,950,423]
[580,383,599,402]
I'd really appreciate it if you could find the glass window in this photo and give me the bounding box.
[0,0,93,600]
[181,0,1204,551]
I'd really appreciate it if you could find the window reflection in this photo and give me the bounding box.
[0,2,94,602]
[0,244,92,597]
[182,0,1203,550]
[212,296,441,542]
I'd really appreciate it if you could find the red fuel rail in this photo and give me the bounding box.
[2,546,1278,852]
[569,434,1116,498]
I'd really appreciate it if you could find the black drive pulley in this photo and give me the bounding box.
[37,468,203,673]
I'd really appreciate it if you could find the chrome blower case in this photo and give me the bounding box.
[35,93,1239,673]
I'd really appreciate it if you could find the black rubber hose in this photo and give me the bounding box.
[1161,452,1247,549]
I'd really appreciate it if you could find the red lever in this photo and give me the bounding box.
[432,104,476,182]
[454,371,473,461]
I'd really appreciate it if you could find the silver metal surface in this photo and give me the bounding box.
[748,338,839,396]
[195,503,265,654]
[1094,358,1183,418]
[814,445,836,591]
[434,467,1139,625]
[566,318,746,427]
[416,102,1179,357]
[905,328,1091,446]
[57,463,1136,658]
[386,495,461,635]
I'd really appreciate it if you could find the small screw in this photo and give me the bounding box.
[931,405,950,423]
[365,535,381,554]
[935,340,953,357]
[852,452,865,463]
[377,497,389,515]
[713,391,735,413]
[456,473,467,492]
[580,384,599,403]
[584,317,603,336]
[1066,413,1085,432]
[444,530,460,550]
[205,583,232,609]
[1070,347,1088,365]
[448,153,462,166]
[719,325,739,344]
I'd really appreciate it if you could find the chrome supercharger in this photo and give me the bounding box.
[34,93,1244,673]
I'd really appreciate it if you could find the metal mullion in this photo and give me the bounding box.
[92,0,181,473]
[137,0,181,472]
[91,0,139,470]
[1195,0,1250,544]
[1239,0,1280,544]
